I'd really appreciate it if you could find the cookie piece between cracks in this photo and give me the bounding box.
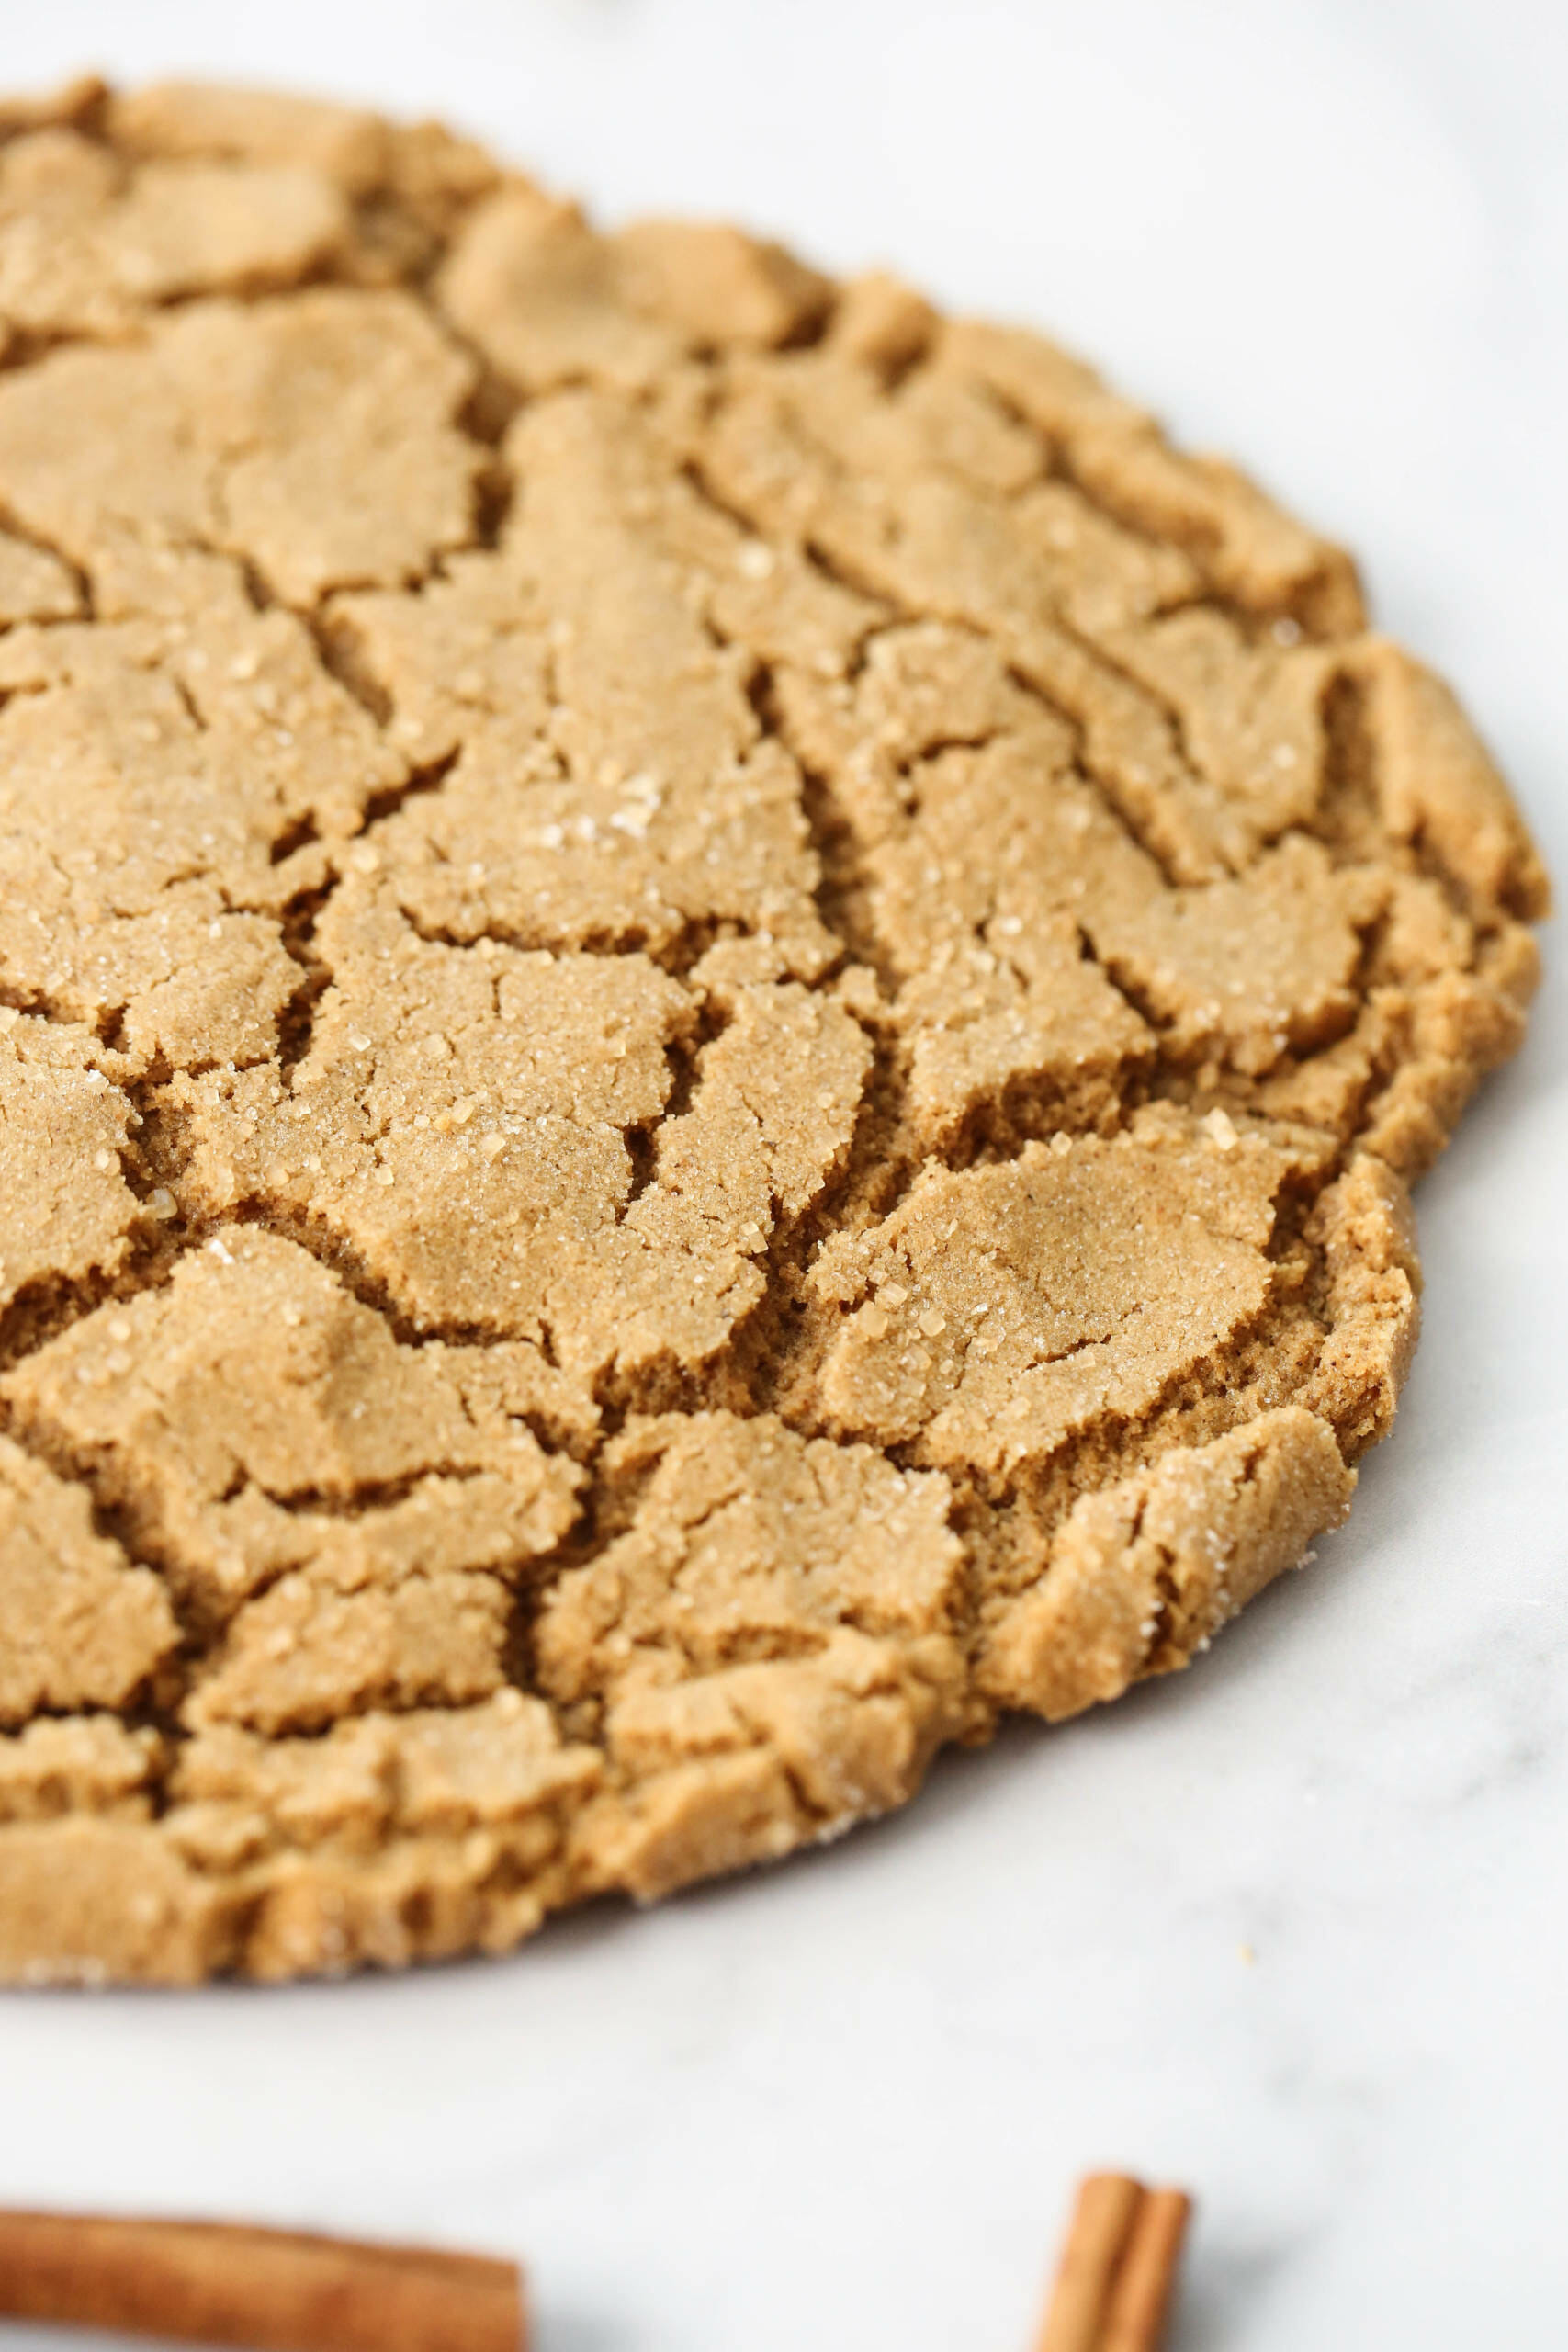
[164,882,872,1381]
[2,1230,583,1723]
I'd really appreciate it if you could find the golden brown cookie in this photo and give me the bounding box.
[0,78,1547,1983]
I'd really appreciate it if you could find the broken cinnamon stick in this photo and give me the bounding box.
[0,2212,525,2352]
[1037,2173,1191,2352]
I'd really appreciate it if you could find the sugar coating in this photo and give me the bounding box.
[0,78,1547,1984]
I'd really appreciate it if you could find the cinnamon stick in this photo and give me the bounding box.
[1100,2189,1191,2352]
[1036,2175,1145,2352]
[1036,2174,1191,2352]
[0,2212,524,2352]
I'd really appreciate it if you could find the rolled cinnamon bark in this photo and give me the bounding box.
[0,2212,525,2352]
[1036,2173,1145,2352]
[1100,2189,1192,2352]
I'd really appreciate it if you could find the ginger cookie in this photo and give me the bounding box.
[0,77,1547,1984]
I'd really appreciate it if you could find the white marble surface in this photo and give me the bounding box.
[2,3,1564,2345]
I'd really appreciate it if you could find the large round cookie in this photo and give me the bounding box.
[0,77,1547,1983]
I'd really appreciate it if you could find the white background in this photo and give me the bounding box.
[2,4,1564,2346]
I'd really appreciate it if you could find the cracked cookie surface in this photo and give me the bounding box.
[0,76,1547,1984]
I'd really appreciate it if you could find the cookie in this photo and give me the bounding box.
[0,78,1546,1984]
